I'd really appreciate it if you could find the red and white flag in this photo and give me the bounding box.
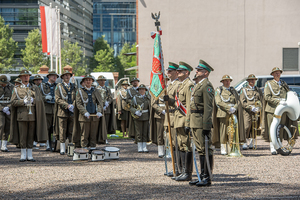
[40,6,59,56]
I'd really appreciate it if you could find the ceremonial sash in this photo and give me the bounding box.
[175,91,187,116]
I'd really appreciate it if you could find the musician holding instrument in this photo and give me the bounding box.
[117,81,130,137]
[10,70,47,162]
[40,71,59,151]
[212,75,245,155]
[240,74,263,150]
[264,67,299,155]
[72,74,105,150]
[0,75,14,152]
[53,70,76,154]
[129,84,150,153]
[188,59,214,187]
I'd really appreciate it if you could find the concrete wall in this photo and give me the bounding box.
[137,0,300,87]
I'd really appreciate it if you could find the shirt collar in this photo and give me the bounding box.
[64,82,70,87]
[133,86,138,90]
[171,78,178,84]
[180,77,188,83]
[197,78,207,85]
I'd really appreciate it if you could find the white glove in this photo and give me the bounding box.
[2,107,9,113]
[279,100,287,106]
[5,111,10,116]
[68,105,74,112]
[161,110,166,115]
[30,97,34,104]
[135,111,142,116]
[251,106,258,113]
[84,112,90,119]
[229,107,236,114]
[105,101,109,107]
[96,112,103,118]
[45,95,52,100]
[103,105,107,111]
[24,97,29,105]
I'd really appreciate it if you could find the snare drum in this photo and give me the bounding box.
[102,147,120,160]
[91,150,105,161]
[67,143,75,157]
[73,148,89,161]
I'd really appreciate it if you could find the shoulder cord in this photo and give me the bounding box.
[14,87,23,100]
[0,94,3,100]
[78,88,89,109]
[267,81,280,96]
[40,83,50,96]
[219,88,230,103]
[59,85,68,100]
[243,88,255,101]
[119,89,127,99]
[128,88,132,98]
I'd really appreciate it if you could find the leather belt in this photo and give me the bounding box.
[191,110,203,114]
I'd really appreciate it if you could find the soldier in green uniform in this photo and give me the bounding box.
[53,70,76,155]
[117,81,130,137]
[74,75,103,149]
[130,84,150,152]
[212,75,245,155]
[163,62,180,177]
[240,74,263,150]
[263,67,298,155]
[188,59,214,187]
[96,75,116,143]
[127,78,140,139]
[40,71,59,151]
[167,61,194,181]
[10,70,47,162]
[0,75,14,152]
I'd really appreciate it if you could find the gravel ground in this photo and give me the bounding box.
[0,137,300,200]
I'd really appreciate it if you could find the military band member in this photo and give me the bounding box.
[188,59,214,187]
[73,75,104,149]
[96,75,116,140]
[127,77,140,139]
[212,75,245,155]
[40,71,58,151]
[53,70,76,155]
[263,67,298,155]
[240,74,263,150]
[130,84,150,153]
[117,81,130,137]
[10,70,47,162]
[0,75,13,152]
[170,62,194,181]
[163,62,180,177]
[33,75,43,87]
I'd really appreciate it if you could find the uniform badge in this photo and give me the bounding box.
[190,86,194,92]
[207,87,212,93]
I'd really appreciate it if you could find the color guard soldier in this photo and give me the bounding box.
[212,75,245,155]
[130,84,150,153]
[40,71,59,151]
[0,75,14,152]
[188,60,214,187]
[10,70,47,162]
[127,78,140,139]
[53,70,76,155]
[240,74,263,150]
[163,62,180,177]
[169,62,194,181]
[263,67,298,155]
[117,81,130,137]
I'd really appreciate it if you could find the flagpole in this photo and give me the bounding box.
[49,3,53,71]
[152,12,176,176]
[55,6,58,73]
[58,8,62,75]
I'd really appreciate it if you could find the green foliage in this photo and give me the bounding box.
[89,36,112,71]
[117,42,137,78]
[0,16,17,73]
[21,29,49,73]
[94,48,115,72]
[61,40,84,76]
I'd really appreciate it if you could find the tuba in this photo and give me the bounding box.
[270,91,300,155]
[227,114,243,157]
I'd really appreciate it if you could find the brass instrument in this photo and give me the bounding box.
[251,101,262,150]
[25,87,33,115]
[131,104,142,119]
[227,114,243,157]
[124,103,131,111]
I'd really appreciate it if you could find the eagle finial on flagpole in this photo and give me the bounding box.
[151,12,160,31]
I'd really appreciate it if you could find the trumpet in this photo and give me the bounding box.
[227,114,243,157]
[251,101,262,150]
[25,87,33,115]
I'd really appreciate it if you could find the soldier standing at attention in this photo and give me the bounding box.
[167,61,194,182]
[54,70,76,155]
[0,75,14,152]
[10,70,47,162]
[130,84,151,153]
[40,71,58,151]
[240,74,262,150]
[127,78,140,139]
[117,81,130,137]
[188,60,214,187]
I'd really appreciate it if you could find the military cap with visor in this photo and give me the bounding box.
[47,71,59,78]
[0,75,9,84]
[177,61,193,72]
[18,69,32,77]
[220,75,233,82]
[270,67,283,75]
[167,62,179,71]
[246,74,257,80]
[97,75,106,81]
[196,59,214,72]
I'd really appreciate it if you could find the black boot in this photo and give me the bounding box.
[173,151,185,180]
[168,147,180,177]
[176,151,193,181]
[189,155,205,185]
[196,155,213,187]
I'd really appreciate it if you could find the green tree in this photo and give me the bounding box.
[0,16,17,73]
[89,36,112,71]
[116,42,137,78]
[94,48,115,72]
[61,40,84,76]
[21,29,49,73]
